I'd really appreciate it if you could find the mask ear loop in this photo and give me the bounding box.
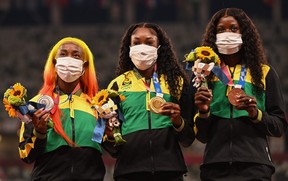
[81,69,85,76]
[81,61,88,76]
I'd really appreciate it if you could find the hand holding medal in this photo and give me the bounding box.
[157,102,183,128]
[227,83,257,120]
[226,65,253,107]
[227,87,245,106]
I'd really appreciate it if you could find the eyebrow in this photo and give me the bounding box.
[217,23,239,27]
[59,49,81,53]
[132,36,156,41]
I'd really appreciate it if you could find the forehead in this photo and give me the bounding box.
[58,42,83,52]
[131,27,157,39]
[217,16,239,26]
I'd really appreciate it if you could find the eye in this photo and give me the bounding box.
[146,42,153,46]
[216,27,225,33]
[131,41,140,46]
[73,54,81,59]
[59,53,67,57]
[231,26,239,33]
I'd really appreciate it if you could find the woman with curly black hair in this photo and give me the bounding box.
[102,22,195,181]
[193,8,287,180]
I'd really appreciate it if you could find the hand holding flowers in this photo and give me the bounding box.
[184,46,221,88]
[3,83,54,128]
[92,89,126,146]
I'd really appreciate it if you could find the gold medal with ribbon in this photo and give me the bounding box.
[149,96,166,114]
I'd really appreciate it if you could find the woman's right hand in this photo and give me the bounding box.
[195,87,212,113]
[32,108,50,134]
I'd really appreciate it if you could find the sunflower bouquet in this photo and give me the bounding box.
[184,46,221,88]
[91,89,126,146]
[3,83,28,120]
[3,82,54,127]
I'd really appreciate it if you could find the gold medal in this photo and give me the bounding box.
[149,96,166,114]
[227,88,245,106]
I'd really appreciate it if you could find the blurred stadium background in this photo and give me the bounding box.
[0,0,287,180]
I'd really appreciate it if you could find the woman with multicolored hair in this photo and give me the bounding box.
[18,37,106,180]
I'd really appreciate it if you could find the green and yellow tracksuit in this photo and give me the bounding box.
[194,64,287,171]
[18,89,105,180]
[102,69,195,179]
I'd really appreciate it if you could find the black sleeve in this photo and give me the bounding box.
[18,122,47,163]
[174,81,196,147]
[254,66,288,136]
[189,74,213,143]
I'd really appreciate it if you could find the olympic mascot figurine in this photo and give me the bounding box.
[92,89,126,146]
[183,46,222,88]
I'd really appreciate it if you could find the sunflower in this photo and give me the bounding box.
[195,46,217,62]
[4,83,27,106]
[11,83,27,98]
[92,89,109,106]
[3,83,27,117]
[183,46,221,66]
[3,97,17,117]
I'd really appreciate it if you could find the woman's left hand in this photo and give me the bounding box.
[234,95,258,118]
[158,102,182,127]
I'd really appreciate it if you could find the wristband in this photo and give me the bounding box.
[250,109,261,123]
[198,109,210,118]
[33,129,47,139]
[199,108,210,114]
[173,117,185,132]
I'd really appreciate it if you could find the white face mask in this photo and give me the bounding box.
[55,57,85,83]
[216,32,243,55]
[129,44,158,70]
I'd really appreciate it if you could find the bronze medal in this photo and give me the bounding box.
[149,96,166,114]
[228,88,245,106]
[38,95,54,111]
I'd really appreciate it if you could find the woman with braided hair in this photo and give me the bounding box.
[102,22,195,181]
[192,8,287,180]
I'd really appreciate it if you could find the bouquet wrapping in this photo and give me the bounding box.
[92,89,126,146]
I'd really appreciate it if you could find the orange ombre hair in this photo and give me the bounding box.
[39,37,98,146]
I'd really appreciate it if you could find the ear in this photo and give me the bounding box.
[83,61,88,69]
[53,59,57,65]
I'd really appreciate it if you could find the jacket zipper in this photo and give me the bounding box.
[228,66,236,165]
[229,103,233,165]
[147,89,155,175]
[69,96,76,143]
[148,111,155,175]
[69,96,75,175]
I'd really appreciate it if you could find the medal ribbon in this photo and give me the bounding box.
[141,64,163,97]
[51,83,81,114]
[238,65,247,88]
[221,63,247,96]
[220,62,234,86]
[221,63,246,87]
